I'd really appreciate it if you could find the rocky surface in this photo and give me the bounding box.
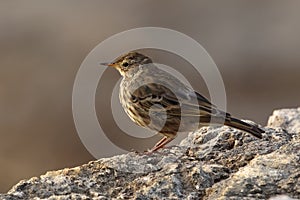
[1,108,300,200]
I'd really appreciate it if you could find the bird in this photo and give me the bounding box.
[101,51,264,152]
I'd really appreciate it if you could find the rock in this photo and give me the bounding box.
[1,108,300,200]
[268,107,300,133]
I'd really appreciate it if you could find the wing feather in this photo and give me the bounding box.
[130,83,230,119]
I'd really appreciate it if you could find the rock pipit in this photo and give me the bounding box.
[101,52,264,152]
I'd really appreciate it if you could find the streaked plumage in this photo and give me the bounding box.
[102,52,264,152]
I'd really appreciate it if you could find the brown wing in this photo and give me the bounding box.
[130,83,230,119]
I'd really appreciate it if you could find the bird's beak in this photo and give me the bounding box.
[99,62,114,67]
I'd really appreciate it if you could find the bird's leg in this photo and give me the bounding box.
[149,136,174,152]
[153,136,168,148]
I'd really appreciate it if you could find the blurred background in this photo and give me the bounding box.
[1,0,300,193]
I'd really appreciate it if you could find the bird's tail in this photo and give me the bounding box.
[224,117,264,139]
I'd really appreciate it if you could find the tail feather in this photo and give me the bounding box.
[224,117,264,139]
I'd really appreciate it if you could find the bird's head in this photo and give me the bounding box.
[101,52,152,76]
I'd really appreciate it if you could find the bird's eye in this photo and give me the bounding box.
[122,62,129,67]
